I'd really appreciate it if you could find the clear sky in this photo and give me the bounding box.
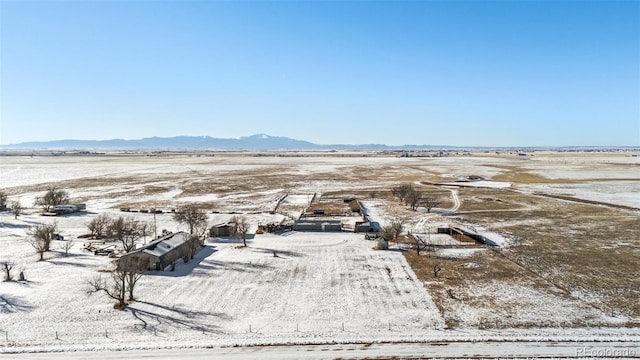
[1,1,638,147]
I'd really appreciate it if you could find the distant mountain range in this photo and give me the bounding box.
[1,134,449,150]
[2,134,637,151]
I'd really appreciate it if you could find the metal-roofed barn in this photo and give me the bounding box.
[117,231,198,272]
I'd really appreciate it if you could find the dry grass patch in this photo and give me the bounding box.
[453,187,640,322]
[405,247,609,329]
[491,165,577,184]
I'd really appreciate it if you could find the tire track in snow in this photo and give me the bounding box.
[449,188,460,212]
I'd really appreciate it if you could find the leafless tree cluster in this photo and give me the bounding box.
[173,205,209,259]
[0,191,23,218]
[87,213,112,239]
[27,222,58,261]
[380,217,405,246]
[34,186,69,212]
[391,184,413,204]
[391,183,437,212]
[88,255,149,309]
[119,256,149,301]
[107,216,148,253]
[173,205,208,238]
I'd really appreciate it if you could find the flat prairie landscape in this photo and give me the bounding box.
[1,151,639,352]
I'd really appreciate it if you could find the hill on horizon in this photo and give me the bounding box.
[1,134,446,150]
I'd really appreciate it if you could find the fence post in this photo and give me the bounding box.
[388,321,391,331]
[55,331,58,340]
[342,322,344,331]
[105,329,108,338]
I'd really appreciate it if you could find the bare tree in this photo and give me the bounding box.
[381,218,405,247]
[107,216,147,253]
[28,236,48,261]
[90,255,150,308]
[34,187,69,212]
[10,200,23,219]
[433,263,443,277]
[139,221,150,245]
[118,256,150,301]
[391,183,413,204]
[404,187,423,211]
[60,238,75,257]
[87,271,127,309]
[420,196,438,213]
[390,218,404,244]
[236,216,250,247]
[0,191,7,210]
[228,217,238,236]
[87,213,111,239]
[2,260,16,281]
[380,225,395,242]
[186,235,201,260]
[412,233,428,255]
[173,205,208,238]
[28,222,57,257]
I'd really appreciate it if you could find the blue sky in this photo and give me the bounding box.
[1,1,638,147]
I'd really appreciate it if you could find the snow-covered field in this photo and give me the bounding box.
[1,152,639,353]
[0,215,446,352]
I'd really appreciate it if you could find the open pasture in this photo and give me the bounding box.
[1,151,638,352]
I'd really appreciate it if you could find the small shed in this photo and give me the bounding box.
[209,223,235,237]
[355,221,381,233]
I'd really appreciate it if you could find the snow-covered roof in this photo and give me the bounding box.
[139,231,190,257]
[211,222,232,228]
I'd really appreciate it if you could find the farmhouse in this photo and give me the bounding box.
[117,231,198,272]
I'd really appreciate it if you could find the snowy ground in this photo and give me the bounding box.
[1,152,639,353]
[5,341,640,359]
[1,208,448,352]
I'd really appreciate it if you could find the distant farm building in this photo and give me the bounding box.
[292,219,343,232]
[355,221,381,233]
[117,231,198,272]
[46,203,86,216]
[209,223,235,237]
[293,194,368,232]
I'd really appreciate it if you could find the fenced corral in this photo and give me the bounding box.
[293,193,368,232]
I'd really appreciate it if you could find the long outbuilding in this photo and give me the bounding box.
[117,231,198,272]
